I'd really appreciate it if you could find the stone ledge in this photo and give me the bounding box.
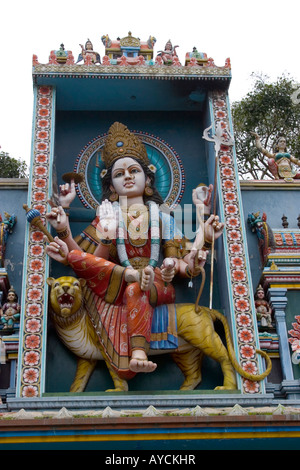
[6,392,275,413]
[1,403,300,422]
[32,63,231,79]
[0,178,28,189]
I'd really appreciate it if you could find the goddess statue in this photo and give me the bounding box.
[157,40,179,65]
[252,133,300,181]
[0,286,20,330]
[77,39,101,64]
[45,122,223,379]
[254,285,273,328]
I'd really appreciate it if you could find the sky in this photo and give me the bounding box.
[0,0,299,166]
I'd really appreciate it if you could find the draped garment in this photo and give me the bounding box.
[70,210,188,379]
[68,243,176,379]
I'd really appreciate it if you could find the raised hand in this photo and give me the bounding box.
[59,179,76,207]
[184,249,207,276]
[46,204,68,230]
[96,199,118,240]
[204,214,224,243]
[45,237,69,264]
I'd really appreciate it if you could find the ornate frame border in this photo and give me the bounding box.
[16,85,54,398]
[210,90,263,394]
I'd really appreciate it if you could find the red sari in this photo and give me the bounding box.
[67,235,175,379]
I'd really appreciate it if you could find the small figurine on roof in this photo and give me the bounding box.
[157,40,180,65]
[77,39,101,65]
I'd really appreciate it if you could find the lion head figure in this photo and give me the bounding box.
[47,276,86,317]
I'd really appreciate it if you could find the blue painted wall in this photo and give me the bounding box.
[0,182,28,301]
[54,109,209,203]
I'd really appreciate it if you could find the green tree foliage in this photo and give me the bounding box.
[0,151,28,178]
[232,74,300,179]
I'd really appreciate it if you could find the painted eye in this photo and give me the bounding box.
[54,282,60,288]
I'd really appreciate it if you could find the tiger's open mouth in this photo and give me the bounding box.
[58,293,74,310]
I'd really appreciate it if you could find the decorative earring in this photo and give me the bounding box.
[144,182,153,196]
[109,190,119,202]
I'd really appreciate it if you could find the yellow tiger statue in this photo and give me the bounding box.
[47,276,272,393]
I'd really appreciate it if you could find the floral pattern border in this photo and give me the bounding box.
[211,91,261,394]
[17,86,53,398]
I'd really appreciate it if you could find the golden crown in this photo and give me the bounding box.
[102,122,149,168]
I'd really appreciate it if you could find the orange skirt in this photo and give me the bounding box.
[68,250,175,379]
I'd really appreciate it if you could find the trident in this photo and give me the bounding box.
[202,122,234,309]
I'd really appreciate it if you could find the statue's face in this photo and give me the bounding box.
[277,137,286,150]
[7,292,16,302]
[111,157,146,198]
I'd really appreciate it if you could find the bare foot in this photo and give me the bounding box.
[140,266,155,291]
[129,350,157,373]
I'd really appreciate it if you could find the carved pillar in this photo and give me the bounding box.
[267,288,292,380]
[16,85,55,398]
[209,91,265,394]
[268,288,300,398]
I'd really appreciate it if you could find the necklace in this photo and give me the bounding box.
[123,204,149,246]
[117,201,160,269]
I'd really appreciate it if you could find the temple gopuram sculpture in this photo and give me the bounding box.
[5,25,300,450]
[101,32,156,65]
[11,30,279,412]
[3,23,300,450]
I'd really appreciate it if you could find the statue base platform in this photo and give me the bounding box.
[6,390,277,412]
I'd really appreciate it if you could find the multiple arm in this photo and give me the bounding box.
[46,179,81,253]
[46,180,224,286]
